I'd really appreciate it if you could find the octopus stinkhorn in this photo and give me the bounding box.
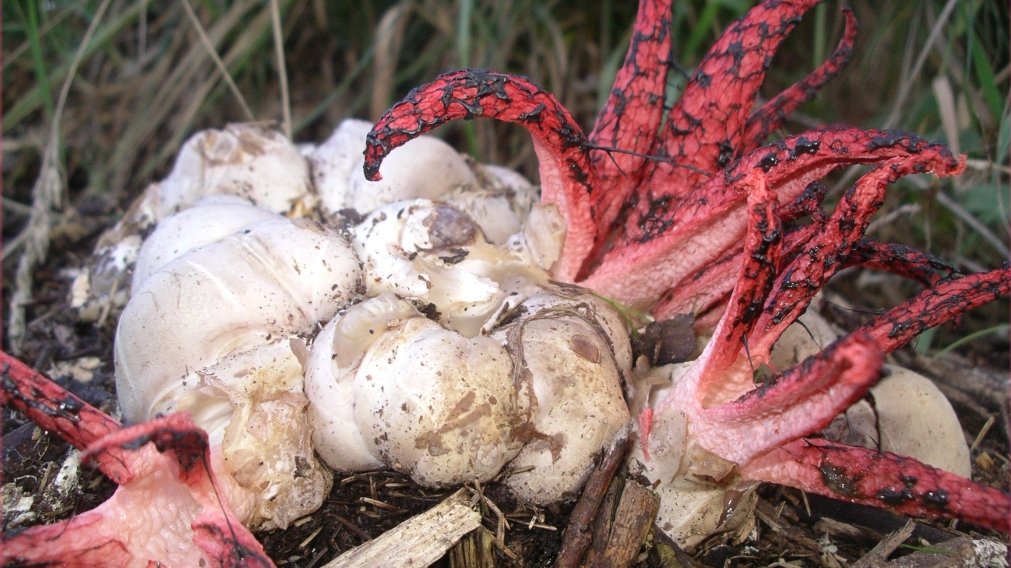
[0,355,271,566]
[363,0,1011,544]
[3,0,1009,563]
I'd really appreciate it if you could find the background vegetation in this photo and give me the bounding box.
[3,0,1009,357]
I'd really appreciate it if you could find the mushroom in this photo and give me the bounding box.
[115,215,362,529]
[7,1,1009,563]
[0,355,271,566]
[305,294,521,486]
[130,195,278,291]
[772,310,971,477]
[311,118,478,215]
[310,118,536,244]
[309,118,376,214]
[352,199,547,337]
[830,365,972,478]
[363,0,1011,543]
[304,284,632,503]
[490,285,631,503]
[76,123,315,321]
[147,123,314,218]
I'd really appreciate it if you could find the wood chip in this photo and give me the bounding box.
[447,526,497,568]
[583,480,659,568]
[851,519,916,568]
[882,536,1008,568]
[325,489,480,568]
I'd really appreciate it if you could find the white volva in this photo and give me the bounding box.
[490,286,631,502]
[130,195,277,292]
[111,121,634,526]
[115,214,362,529]
[352,199,547,337]
[305,294,521,486]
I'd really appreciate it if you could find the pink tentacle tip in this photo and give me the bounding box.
[638,407,654,461]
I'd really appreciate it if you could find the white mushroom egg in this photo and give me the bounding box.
[346,135,478,213]
[76,125,315,320]
[304,294,416,472]
[770,311,970,476]
[353,199,547,336]
[182,339,329,527]
[148,124,314,218]
[305,294,520,486]
[491,286,631,503]
[131,196,278,293]
[510,202,567,271]
[829,365,971,477]
[442,163,537,245]
[115,216,362,529]
[310,118,376,214]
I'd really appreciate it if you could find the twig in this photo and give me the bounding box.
[179,0,254,122]
[325,489,480,568]
[555,425,631,568]
[850,519,916,568]
[269,0,292,138]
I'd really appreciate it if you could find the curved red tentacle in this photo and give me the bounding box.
[659,0,822,184]
[641,170,781,457]
[745,148,965,352]
[743,5,858,146]
[1,352,273,567]
[842,240,958,286]
[860,265,1011,352]
[1,352,128,483]
[743,439,1011,533]
[588,0,672,232]
[695,170,783,378]
[364,68,598,280]
[583,128,962,318]
[690,331,884,465]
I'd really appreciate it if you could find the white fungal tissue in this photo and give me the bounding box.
[101,120,970,546]
[109,121,631,529]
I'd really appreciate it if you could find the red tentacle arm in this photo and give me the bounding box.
[692,170,783,378]
[641,171,781,448]
[588,0,672,230]
[842,240,958,287]
[742,439,1011,533]
[747,148,966,351]
[364,68,598,281]
[659,0,823,185]
[583,129,962,318]
[2,352,129,483]
[604,0,856,257]
[1,352,272,567]
[691,333,884,465]
[650,266,1011,479]
[743,5,858,146]
[860,265,1011,351]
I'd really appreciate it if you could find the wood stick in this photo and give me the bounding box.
[325,488,480,568]
[555,426,632,567]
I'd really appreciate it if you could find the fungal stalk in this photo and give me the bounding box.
[364,0,1011,544]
